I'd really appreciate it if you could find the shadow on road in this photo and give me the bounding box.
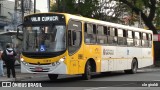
[40,70,150,82]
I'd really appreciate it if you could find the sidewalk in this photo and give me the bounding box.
[0,73,47,81]
[0,66,160,81]
[0,66,47,81]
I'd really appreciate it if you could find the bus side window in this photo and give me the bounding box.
[134,32,141,47]
[142,33,149,47]
[84,23,92,43]
[97,25,106,44]
[108,27,117,45]
[127,30,134,46]
[123,30,127,45]
[117,29,127,45]
[104,26,108,35]
[84,23,96,44]
[148,34,152,47]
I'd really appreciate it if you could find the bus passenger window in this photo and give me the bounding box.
[104,26,108,35]
[142,33,149,47]
[148,34,152,47]
[127,30,134,46]
[107,27,110,35]
[84,23,96,44]
[97,25,106,44]
[108,27,117,45]
[134,32,141,47]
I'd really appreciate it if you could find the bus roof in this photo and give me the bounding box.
[25,12,153,34]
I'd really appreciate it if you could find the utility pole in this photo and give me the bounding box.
[14,0,18,22]
[34,0,36,13]
[57,0,59,11]
[21,0,24,22]
[48,0,50,12]
[14,0,17,11]
[14,0,18,31]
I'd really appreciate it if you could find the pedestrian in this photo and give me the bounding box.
[1,43,17,79]
[0,49,5,77]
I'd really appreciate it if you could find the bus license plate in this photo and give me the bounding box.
[35,67,43,71]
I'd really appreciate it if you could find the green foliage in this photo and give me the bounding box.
[155,3,160,30]
[121,0,151,9]
[50,0,99,18]
[50,0,160,33]
[117,0,159,33]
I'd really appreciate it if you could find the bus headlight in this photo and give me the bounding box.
[21,58,29,66]
[21,58,24,61]
[59,56,66,62]
[51,57,66,66]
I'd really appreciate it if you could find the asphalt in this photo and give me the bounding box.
[0,66,160,81]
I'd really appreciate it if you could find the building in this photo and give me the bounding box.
[0,0,14,31]
[0,0,40,32]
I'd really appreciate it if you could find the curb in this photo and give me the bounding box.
[138,67,160,72]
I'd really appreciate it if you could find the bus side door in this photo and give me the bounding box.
[68,20,82,74]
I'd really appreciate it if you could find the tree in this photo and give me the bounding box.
[117,0,158,34]
[50,0,160,34]
[154,2,160,31]
[50,0,99,18]
[98,0,132,24]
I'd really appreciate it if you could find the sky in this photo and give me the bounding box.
[8,0,48,12]
[34,0,48,12]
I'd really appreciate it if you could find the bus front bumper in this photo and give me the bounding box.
[21,61,67,74]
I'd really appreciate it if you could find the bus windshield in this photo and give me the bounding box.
[23,25,66,52]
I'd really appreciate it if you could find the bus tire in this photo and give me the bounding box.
[82,61,91,80]
[48,74,58,81]
[125,59,138,74]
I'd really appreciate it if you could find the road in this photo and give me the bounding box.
[20,69,160,90]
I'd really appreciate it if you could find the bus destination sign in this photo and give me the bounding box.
[31,16,59,22]
[24,14,65,24]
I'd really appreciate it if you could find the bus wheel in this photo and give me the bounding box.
[82,61,92,80]
[125,59,138,74]
[48,74,58,81]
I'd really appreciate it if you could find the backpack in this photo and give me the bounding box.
[1,49,16,61]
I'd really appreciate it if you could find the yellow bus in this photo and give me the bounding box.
[17,12,153,80]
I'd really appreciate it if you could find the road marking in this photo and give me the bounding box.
[85,83,135,90]
[153,80,160,81]
[85,87,108,90]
